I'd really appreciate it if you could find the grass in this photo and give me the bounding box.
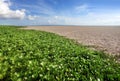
[0,26,120,81]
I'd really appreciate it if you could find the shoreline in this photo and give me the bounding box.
[23,26,120,56]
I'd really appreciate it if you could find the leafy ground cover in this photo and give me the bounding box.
[0,26,120,81]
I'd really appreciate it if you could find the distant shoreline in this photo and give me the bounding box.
[0,25,120,27]
[27,25,120,27]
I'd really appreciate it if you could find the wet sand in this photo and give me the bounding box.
[24,26,120,56]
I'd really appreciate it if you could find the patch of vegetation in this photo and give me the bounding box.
[0,26,120,81]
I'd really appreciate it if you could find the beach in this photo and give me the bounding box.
[24,26,120,56]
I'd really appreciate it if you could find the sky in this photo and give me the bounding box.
[0,0,120,25]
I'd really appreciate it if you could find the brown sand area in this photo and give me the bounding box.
[23,26,120,56]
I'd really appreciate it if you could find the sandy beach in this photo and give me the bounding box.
[24,26,120,56]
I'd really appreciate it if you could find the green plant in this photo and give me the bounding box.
[0,26,120,81]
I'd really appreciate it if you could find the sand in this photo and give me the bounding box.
[23,26,120,56]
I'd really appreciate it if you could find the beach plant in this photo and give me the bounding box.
[0,26,120,81]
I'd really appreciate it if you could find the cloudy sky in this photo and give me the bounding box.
[0,0,120,25]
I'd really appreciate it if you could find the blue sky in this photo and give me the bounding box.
[0,0,120,25]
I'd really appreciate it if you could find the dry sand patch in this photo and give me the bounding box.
[24,26,120,56]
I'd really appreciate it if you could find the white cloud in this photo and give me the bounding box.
[0,0,26,19]
[1,13,120,26]
[46,13,120,25]
[27,15,38,20]
[48,16,72,25]
[85,13,120,25]
[47,16,62,24]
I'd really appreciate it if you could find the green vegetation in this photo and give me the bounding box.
[0,26,120,81]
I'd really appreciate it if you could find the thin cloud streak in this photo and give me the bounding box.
[75,4,88,12]
[15,0,55,15]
